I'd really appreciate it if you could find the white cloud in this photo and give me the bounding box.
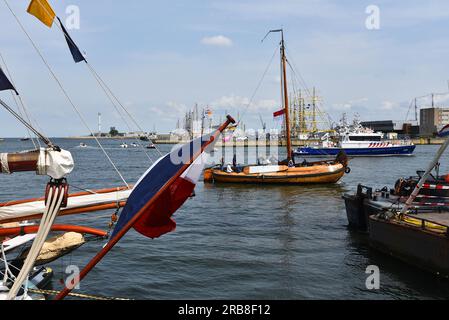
[201,35,233,47]
[381,101,398,111]
[331,98,369,111]
[149,101,188,118]
[211,94,277,112]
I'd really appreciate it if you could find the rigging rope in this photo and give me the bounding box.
[0,98,53,147]
[27,2,163,160]
[7,184,65,300]
[3,0,129,188]
[0,52,39,148]
[285,48,334,128]
[85,63,163,158]
[236,47,278,128]
[84,62,157,162]
[27,288,130,300]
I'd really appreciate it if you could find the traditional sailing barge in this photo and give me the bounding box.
[204,29,349,185]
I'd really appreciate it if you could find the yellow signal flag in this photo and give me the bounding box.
[27,0,56,28]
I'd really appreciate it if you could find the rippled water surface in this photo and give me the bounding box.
[1,139,449,300]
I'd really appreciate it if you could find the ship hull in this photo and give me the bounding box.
[369,215,449,278]
[205,163,345,184]
[295,145,416,157]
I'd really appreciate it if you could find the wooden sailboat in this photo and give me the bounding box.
[204,29,349,184]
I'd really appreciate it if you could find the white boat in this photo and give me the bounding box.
[120,143,128,148]
[79,142,87,148]
[296,116,416,157]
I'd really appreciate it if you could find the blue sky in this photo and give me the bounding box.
[1,0,449,136]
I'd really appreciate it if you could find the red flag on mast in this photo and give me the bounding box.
[273,109,285,118]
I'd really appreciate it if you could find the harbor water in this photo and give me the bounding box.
[1,138,449,299]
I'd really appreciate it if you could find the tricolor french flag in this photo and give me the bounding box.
[438,124,449,137]
[111,136,211,239]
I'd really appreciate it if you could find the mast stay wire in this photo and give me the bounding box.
[84,63,156,163]
[25,0,161,160]
[0,53,39,148]
[284,47,335,128]
[3,0,129,188]
[405,92,449,122]
[235,47,278,128]
[84,63,162,159]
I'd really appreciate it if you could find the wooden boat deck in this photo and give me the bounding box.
[409,212,449,227]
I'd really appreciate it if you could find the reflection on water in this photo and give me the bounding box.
[1,139,449,299]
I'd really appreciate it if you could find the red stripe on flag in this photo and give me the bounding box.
[133,175,196,238]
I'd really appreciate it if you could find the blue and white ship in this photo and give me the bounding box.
[295,118,416,157]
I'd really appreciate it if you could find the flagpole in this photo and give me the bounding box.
[55,115,235,300]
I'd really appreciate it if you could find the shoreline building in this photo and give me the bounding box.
[420,107,449,137]
[361,120,420,138]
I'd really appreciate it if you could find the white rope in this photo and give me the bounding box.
[3,0,129,188]
[7,186,65,300]
[0,153,10,174]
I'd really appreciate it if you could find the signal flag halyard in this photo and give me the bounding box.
[57,17,86,63]
[27,0,56,28]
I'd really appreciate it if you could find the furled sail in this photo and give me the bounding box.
[0,187,131,224]
[0,148,74,178]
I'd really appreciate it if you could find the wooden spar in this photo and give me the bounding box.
[55,115,236,300]
[0,150,39,174]
[0,224,107,238]
[400,136,449,215]
[280,30,292,161]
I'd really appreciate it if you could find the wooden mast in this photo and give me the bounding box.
[280,30,292,161]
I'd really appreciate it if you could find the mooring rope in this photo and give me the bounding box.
[28,288,130,300]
